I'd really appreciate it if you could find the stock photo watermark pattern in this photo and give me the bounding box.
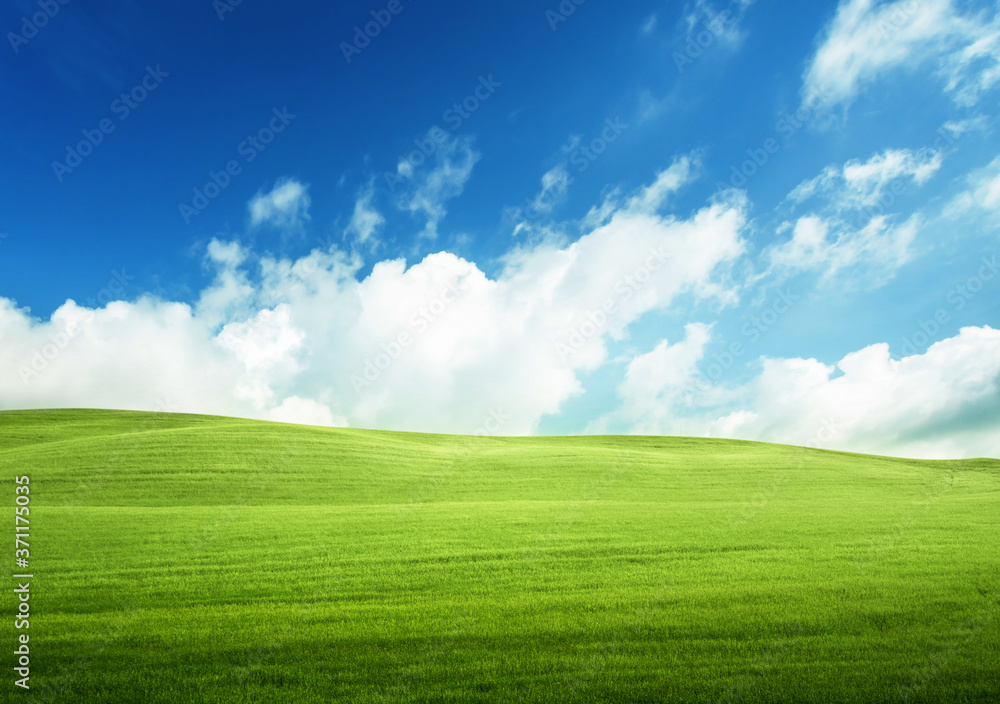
[3,0,1000,701]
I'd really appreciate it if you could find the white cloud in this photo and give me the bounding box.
[533,164,571,214]
[946,155,1000,216]
[767,148,940,287]
[707,326,1000,459]
[843,149,942,200]
[3,296,251,419]
[268,396,348,427]
[195,240,254,329]
[506,162,574,236]
[591,323,714,435]
[767,213,919,287]
[789,148,943,209]
[682,0,755,47]
[627,156,697,212]
[511,154,696,237]
[11,143,995,458]
[804,0,1000,110]
[942,115,990,136]
[606,325,1000,459]
[345,184,385,247]
[249,177,311,229]
[769,215,832,270]
[942,9,1000,106]
[507,138,588,235]
[2,156,748,437]
[218,305,303,375]
[397,133,479,239]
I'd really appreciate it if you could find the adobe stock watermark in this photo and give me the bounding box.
[673,8,737,73]
[474,408,509,437]
[17,269,135,385]
[178,107,296,223]
[555,246,671,361]
[213,0,244,21]
[512,116,628,222]
[52,65,169,182]
[7,0,71,54]
[384,74,501,192]
[717,87,832,191]
[879,0,923,40]
[566,117,628,174]
[899,255,998,356]
[350,278,464,394]
[340,0,413,64]
[546,0,587,31]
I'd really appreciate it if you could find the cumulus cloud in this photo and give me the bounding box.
[8,148,996,458]
[249,177,311,229]
[195,240,255,329]
[588,323,714,435]
[708,326,1000,459]
[268,396,348,427]
[3,296,250,419]
[1,156,747,436]
[605,325,1000,459]
[804,0,1000,110]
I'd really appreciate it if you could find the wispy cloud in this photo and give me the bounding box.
[946,155,1000,217]
[767,213,919,287]
[396,133,480,239]
[759,148,943,287]
[345,184,385,248]
[249,177,311,230]
[789,148,943,210]
[803,0,1000,111]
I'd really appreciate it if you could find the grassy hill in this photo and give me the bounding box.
[2,409,998,703]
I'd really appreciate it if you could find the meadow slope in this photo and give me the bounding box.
[2,409,998,703]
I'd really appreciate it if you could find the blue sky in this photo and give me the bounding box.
[2,0,999,458]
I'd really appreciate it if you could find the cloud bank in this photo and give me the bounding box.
[4,158,747,436]
[599,323,1000,459]
[3,148,998,459]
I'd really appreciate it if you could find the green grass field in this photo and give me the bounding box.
[2,409,999,703]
